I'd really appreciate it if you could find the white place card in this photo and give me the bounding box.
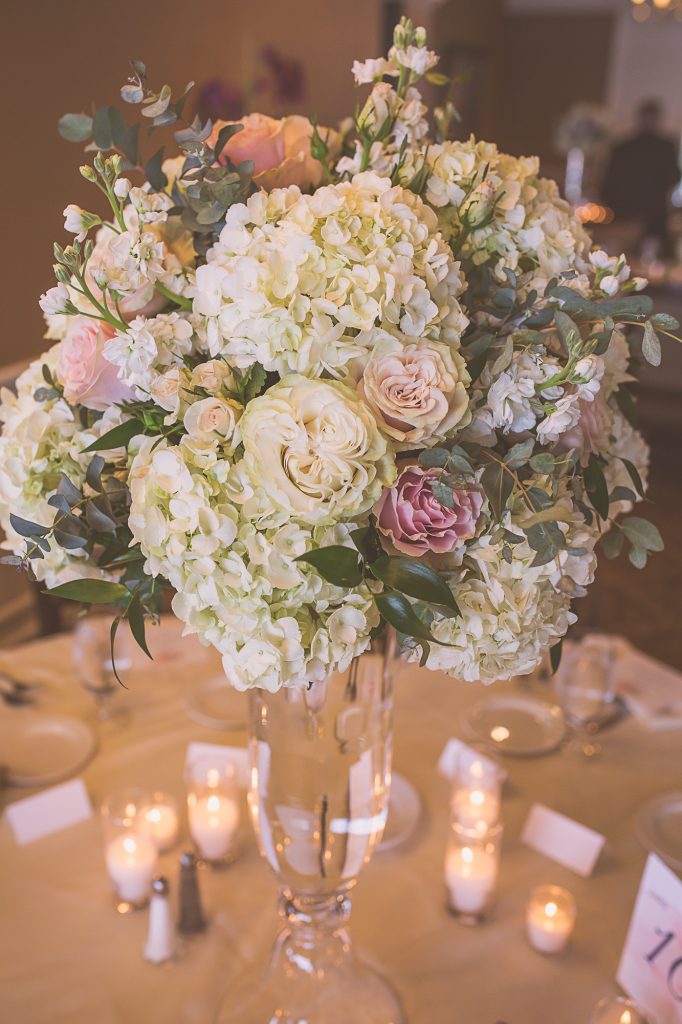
[4,778,92,845]
[437,738,507,783]
[617,854,682,1024]
[616,650,682,731]
[185,741,250,787]
[521,802,605,877]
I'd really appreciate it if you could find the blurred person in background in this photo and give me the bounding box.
[602,98,680,259]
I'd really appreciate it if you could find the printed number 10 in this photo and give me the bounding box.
[646,928,682,1001]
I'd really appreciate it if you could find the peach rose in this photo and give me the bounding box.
[358,334,471,449]
[211,113,340,191]
[57,317,133,411]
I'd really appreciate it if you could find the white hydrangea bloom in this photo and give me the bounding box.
[127,436,380,690]
[193,173,468,377]
[0,350,125,588]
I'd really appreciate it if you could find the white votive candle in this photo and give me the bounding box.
[188,793,239,861]
[139,797,180,853]
[105,833,158,905]
[452,786,501,830]
[446,843,499,916]
[526,885,576,954]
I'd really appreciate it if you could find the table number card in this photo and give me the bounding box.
[617,853,682,1024]
[185,741,250,787]
[4,778,92,845]
[521,803,605,876]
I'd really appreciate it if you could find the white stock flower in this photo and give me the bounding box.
[63,204,99,242]
[104,312,193,399]
[352,57,397,84]
[39,284,72,317]
[487,351,557,434]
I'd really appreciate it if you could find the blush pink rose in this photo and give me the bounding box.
[359,336,470,449]
[556,392,611,461]
[211,113,340,191]
[374,465,482,557]
[57,317,133,411]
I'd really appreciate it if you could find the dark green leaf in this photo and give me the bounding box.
[615,385,638,427]
[58,113,93,143]
[621,457,645,499]
[602,528,624,559]
[295,546,363,588]
[370,556,460,616]
[550,639,563,675]
[109,615,127,687]
[44,579,130,604]
[93,106,114,150]
[584,455,609,520]
[126,592,152,659]
[609,486,636,505]
[554,310,580,351]
[85,499,117,534]
[481,461,513,521]
[213,122,243,160]
[374,591,445,647]
[53,526,87,550]
[82,418,144,453]
[145,147,168,191]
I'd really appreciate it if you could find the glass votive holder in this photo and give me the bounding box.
[590,996,650,1024]
[445,820,503,924]
[526,884,577,954]
[186,757,240,865]
[101,788,158,913]
[138,790,180,853]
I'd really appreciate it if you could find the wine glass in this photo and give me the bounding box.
[554,636,619,757]
[73,614,132,726]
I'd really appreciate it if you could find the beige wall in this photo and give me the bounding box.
[0,0,383,367]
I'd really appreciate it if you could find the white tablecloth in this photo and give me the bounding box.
[0,619,680,1024]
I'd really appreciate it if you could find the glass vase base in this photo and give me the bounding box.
[215,930,406,1024]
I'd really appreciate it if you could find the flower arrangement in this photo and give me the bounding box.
[0,19,676,690]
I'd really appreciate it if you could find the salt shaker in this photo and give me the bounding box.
[143,876,176,964]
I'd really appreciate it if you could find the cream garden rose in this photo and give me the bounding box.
[357,332,471,447]
[183,396,242,443]
[239,375,396,524]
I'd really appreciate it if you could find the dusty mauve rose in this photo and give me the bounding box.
[359,334,470,449]
[57,317,133,411]
[210,113,340,191]
[374,465,482,556]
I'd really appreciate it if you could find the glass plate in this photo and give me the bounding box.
[636,792,682,872]
[0,713,96,787]
[464,694,566,757]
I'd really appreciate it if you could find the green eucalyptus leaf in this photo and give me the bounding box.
[651,312,680,331]
[602,528,624,559]
[58,113,93,143]
[550,639,563,675]
[642,321,662,367]
[620,517,664,552]
[628,546,648,569]
[9,514,49,539]
[504,438,535,469]
[529,452,555,474]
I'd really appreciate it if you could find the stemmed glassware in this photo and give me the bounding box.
[554,636,621,757]
[73,614,132,726]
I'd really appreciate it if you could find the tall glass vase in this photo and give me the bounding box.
[216,635,405,1024]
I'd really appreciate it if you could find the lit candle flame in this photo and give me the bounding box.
[545,901,558,919]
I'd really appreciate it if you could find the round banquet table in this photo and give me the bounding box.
[0,618,680,1024]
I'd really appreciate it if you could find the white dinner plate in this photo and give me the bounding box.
[184,676,247,731]
[377,772,423,854]
[463,694,566,757]
[0,713,96,787]
[636,793,682,872]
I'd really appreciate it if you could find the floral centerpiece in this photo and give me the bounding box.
[0,19,675,692]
